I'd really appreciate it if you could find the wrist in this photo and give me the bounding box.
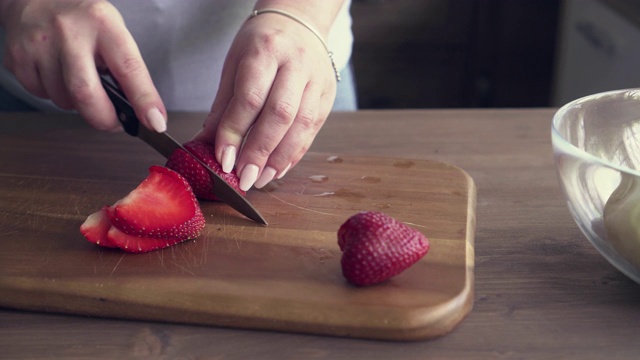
[248,8,341,82]
[253,0,343,38]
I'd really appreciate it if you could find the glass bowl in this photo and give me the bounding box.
[552,89,640,284]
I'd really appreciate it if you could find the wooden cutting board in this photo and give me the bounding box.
[0,128,475,341]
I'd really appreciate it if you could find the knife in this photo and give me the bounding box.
[100,75,267,225]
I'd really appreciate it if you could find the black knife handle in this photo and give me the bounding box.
[100,76,139,137]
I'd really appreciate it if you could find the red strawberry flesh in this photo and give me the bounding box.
[80,206,117,248]
[338,211,430,286]
[110,165,204,239]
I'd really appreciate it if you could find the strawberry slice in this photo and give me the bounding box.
[338,211,430,286]
[106,227,188,253]
[80,206,117,248]
[109,165,205,239]
[165,140,244,201]
[80,165,206,253]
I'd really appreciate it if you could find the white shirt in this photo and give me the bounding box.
[0,0,353,111]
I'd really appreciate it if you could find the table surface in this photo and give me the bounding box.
[2,109,639,359]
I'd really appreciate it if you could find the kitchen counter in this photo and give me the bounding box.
[2,109,639,358]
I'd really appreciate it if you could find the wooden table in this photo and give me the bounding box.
[2,109,639,359]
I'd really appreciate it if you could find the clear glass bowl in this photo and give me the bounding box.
[552,89,640,284]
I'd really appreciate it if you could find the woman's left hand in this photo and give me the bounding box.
[194,10,338,191]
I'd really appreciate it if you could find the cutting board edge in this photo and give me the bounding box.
[0,270,474,341]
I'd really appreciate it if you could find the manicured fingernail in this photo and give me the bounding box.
[277,163,291,179]
[239,164,259,191]
[254,166,277,189]
[147,107,166,133]
[221,146,236,173]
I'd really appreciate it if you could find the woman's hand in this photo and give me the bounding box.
[195,5,341,191]
[0,0,166,132]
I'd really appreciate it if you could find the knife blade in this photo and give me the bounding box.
[100,75,267,225]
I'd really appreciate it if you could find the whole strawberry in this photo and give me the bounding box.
[338,211,430,286]
[166,140,244,201]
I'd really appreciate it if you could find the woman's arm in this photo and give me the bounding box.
[196,0,347,191]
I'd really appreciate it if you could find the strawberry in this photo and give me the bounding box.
[80,165,205,253]
[109,165,204,239]
[338,211,430,286]
[165,140,244,201]
[106,227,188,253]
[80,206,117,248]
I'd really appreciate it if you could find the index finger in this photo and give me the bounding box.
[96,16,167,133]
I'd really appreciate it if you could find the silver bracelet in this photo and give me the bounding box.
[249,8,341,82]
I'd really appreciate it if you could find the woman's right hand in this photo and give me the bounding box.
[0,0,167,132]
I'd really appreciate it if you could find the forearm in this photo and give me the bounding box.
[253,0,345,39]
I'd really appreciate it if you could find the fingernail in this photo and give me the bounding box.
[221,146,237,173]
[254,166,277,189]
[147,107,166,133]
[277,163,291,179]
[239,164,259,191]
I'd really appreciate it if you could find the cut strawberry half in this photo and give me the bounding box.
[80,165,206,253]
[165,140,244,201]
[109,165,205,239]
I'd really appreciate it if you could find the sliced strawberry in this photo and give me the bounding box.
[109,165,205,239]
[80,206,117,248]
[106,226,188,253]
[165,140,244,201]
[80,165,206,253]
